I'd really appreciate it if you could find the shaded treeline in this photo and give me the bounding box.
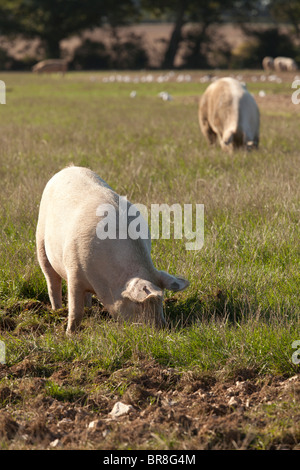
[0,0,299,70]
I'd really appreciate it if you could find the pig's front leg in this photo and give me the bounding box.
[66,278,85,334]
[85,292,92,308]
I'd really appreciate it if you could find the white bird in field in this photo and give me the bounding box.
[158,91,172,101]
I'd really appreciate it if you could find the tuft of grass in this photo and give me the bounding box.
[45,381,86,403]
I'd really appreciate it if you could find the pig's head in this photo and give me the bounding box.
[113,271,189,327]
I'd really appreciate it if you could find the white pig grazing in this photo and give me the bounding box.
[199,77,260,152]
[32,59,68,74]
[36,166,189,333]
[262,56,274,72]
[273,57,298,72]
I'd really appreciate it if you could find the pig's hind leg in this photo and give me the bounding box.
[36,239,62,309]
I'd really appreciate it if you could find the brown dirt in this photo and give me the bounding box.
[0,358,299,450]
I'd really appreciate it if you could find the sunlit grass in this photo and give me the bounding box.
[0,71,299,378]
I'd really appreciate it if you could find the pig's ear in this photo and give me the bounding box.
[122,278,163,303]
[158,271,189,292]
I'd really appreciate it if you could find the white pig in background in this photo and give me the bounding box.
[199,77,260,152]
[273,57,298,72]
[36,166,189,333]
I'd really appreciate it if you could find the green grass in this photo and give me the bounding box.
[0,70,299,379]
[2,318,298,376]
[45,381,86,403]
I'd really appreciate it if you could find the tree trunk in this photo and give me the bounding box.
[44,36,61,59]
[185,23,209,69]
[161,0,186,69]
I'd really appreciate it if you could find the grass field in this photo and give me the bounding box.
[0,70,299,450]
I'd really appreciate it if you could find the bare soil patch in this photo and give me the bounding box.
[0,358,299,450]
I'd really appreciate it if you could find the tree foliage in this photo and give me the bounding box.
[270,0,300,37]
[0,0,299,67]
[0,0,139,57]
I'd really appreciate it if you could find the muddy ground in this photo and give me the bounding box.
[0,357,299,450]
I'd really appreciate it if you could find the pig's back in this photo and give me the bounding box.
[43,166,113,203]
[37,166,118,276]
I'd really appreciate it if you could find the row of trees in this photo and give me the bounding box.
[0,0,299,69]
